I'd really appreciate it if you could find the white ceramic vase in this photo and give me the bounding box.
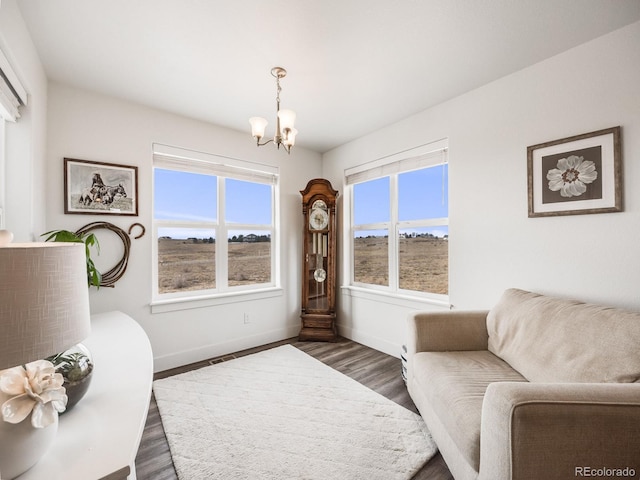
[0,394,58,479]
[0,229,13,247]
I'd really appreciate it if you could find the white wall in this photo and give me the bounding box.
[0,0,48,241]
[323,21,640,356]
[7,0,640,367]
[46,83,322,371]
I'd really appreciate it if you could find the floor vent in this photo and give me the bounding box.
[208,354,237,365]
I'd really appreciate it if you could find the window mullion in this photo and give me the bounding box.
[271,183,278,286]
[352,222,389,231]
[397,218,449,229]
[225,223,272,230]
[347,185,355,285]
[217,176,228,290]
[389,174,399,291]
[155,219,217,229]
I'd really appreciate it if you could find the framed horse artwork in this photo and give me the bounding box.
[64,158,138,216]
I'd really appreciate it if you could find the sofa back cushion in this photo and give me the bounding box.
[487,288,640,383]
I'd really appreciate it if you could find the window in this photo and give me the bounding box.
[226,178,272,287]
[347,140,448,299]
[153,145,277,301]
[0,47,28,229]
[352,177,390,287]
[0,47,27,122]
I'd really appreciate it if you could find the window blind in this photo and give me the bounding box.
[153,144,278,185]
[0,48,27,122]
[345,140,448,185]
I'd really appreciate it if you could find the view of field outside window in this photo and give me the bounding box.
[353,164,448,295]
[397,226,448,294]
[157,227,217,293]
[352,176,390,286]
[154,169,272,294]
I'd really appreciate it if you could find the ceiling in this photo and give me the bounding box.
[17,0,640,153]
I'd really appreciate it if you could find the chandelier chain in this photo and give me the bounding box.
[276,76,282,107]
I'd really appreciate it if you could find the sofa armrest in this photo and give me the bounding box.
[406,310,489,356]
[480,382,640,480]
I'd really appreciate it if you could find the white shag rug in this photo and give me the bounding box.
[153,345,437,480]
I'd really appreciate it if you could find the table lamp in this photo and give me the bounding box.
[0,237,91,479]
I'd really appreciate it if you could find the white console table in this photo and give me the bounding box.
[17,311,154,480]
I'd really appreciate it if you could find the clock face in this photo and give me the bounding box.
[313,268,327,282]
[309,208,329,230]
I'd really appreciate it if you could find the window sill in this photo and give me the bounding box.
[341,285,451,310]
[150,287,284,314]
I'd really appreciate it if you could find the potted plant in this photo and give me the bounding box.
[42,229,101,287]
[41,229,99,411]
[45,345,94,412]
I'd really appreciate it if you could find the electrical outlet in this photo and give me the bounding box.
[243,313,250,324]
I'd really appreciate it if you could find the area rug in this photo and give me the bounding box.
[153,344,437,480]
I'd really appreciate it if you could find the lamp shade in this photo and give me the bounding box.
[277,109,296,132]
[284,128,298,148]
[249,117,268,139]
[0,243,91,370]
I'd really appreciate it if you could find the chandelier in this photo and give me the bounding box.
[249,67,297,154]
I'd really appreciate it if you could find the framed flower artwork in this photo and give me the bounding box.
[527,126,622,217]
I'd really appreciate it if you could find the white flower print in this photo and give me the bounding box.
[546,155,598,198]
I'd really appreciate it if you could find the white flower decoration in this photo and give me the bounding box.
[0,359,67,428]
[546,155,598,198]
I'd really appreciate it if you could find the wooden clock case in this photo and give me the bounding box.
[299,178,339,342]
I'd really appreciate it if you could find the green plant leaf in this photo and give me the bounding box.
[42,229,84,243]
[41,229,101,288]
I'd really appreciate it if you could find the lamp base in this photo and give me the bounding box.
[0,410,58,479]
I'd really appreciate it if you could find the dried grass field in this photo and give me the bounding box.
[157,239,270,294]
[354,236,448,294]
[158,236,447,295]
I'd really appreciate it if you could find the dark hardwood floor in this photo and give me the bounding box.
[135,337,454,480]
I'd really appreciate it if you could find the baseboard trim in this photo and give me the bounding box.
[337,324,402,359]
[153,324,300,372]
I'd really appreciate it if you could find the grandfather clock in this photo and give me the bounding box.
[299,179,339,342]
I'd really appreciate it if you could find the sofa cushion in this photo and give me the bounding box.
[412,350,527,471]
[487,288,640,383]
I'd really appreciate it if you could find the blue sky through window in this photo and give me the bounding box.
[225,178,271,224]
[353,164,448,238]
[353,177,390,224]
[154,169,217,222]
[155,169,272,239]
[399,165,448,220]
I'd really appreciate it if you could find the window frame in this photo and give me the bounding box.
[344,139,449,305]
[151,144,280,308]
[0,47,28,229]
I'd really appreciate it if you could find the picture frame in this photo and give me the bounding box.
[527,126,622,218]
[64,158,138,216]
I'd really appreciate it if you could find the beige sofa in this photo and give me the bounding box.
[405,288,640,480]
